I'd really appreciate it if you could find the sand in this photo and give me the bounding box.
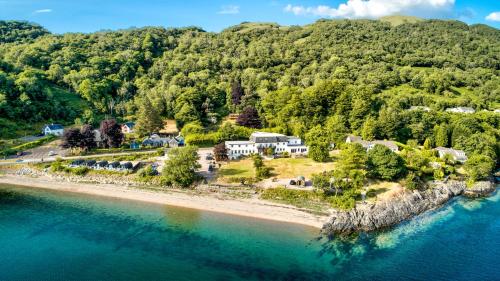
[0,175,328,229]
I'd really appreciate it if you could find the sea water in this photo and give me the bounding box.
[0,184,498,281]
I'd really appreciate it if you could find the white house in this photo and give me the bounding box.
[42,124,64,136]
[434,147,468,163]
[409,106,431,112]
[346,135,399,152]
[121,122,135,134]
[445,107,475,114]
[225,132,308,160]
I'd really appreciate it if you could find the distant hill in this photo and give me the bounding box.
[379,15,424,26]
[0,18,498,140]
[0,21,49,44]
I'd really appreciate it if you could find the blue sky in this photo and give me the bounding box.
[0,0,499,33]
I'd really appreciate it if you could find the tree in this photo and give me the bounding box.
[454,133,497,160]
[99,119,124,148]
[80,124,96,151]
[464,154,495,183]
[308,143,330,162]
[367,145,406,180]
[434,124,449,147]
[231,80,244,106]
[325,114,349,146]
[312,170,335,193]
[401,149,430,176]
[423,138,432,150]
[213,143,228,161]
[135,97,163,136]
[61,128,82,149]
[361,117,377,141]
[334,143,367,189]
[236,106,262,128]
[252,154,271,179]
[180,121,204,137]
[305,125,331,162]
[405,172,424,190]
[162,146,201,188]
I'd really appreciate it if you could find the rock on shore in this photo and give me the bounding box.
[464,180,497,198]
[322,180,496,236]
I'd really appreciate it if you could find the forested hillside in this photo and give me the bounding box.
[0,19,498,159]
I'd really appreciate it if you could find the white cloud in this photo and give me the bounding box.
[284,0,455,19]
[34,9,52,14]
[218,5,240,14]
[485,11,500,22]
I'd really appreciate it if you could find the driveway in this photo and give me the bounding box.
[197,147,217,180]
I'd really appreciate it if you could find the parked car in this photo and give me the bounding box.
[16,151,24,157]
[289,180,297,185]
[205,154,214,160]
[48,151,57,156]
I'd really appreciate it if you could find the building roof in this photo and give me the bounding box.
[445,107,475,112]
[346,135,362,142]
[123,122,135,129]
[44,123,64,130]
[346,135,398,151]
[409,106,431,111]
[250,132,288,143]
[371,140,399,150]
[435,147,465,154]
[435,147,467,161]
[120,162,133,169]
[226,141,254,145]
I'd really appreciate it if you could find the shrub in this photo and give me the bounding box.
[71,166,89,176]
[464,154,495,183]
[308,143,330,162]
[404,172,425,190]
[11,135,56,153]
[50,160,66,173]
[325,190,357,210]
[185,132,220,147]
[156,148,165,156]
[367,144,406,180]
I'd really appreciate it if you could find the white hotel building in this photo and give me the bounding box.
[225,132,309,160]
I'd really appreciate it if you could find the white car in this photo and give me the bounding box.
[48,151,57,156]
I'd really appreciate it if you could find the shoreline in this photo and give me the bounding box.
[0,174,328,229]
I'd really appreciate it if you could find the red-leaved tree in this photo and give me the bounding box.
[99,119,124,148]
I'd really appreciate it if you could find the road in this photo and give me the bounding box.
[0,150,159,166]
[1,147,216,178]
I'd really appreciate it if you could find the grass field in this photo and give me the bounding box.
[217,157,336,181]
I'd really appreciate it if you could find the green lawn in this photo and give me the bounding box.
[218,159,255,179]
[266,158,335,179]
[217,157,336,182]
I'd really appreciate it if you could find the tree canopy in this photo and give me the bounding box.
[0,19,497,170]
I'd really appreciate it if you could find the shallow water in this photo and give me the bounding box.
[0,184,498,281]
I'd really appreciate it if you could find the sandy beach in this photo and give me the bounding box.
[0,174,328,229]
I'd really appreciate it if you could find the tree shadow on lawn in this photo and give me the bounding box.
[220,168,250,176]
[366,187,389,199]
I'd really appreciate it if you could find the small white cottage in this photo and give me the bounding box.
[42,124,64,136]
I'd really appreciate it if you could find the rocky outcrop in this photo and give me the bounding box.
[464,180,496,198]
[322,181,469,236]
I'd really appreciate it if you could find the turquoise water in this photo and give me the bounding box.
[0,184,498,281]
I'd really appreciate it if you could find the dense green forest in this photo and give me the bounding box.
[0,19,498,164]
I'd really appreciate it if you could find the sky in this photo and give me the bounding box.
[0,0,499,33]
